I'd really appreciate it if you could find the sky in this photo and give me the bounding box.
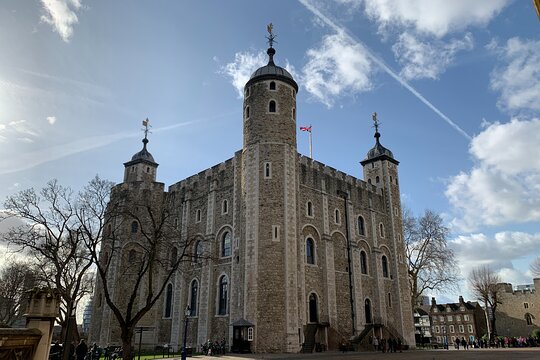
[0,0,539,306]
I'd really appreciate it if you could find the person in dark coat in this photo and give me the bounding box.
[75,339,88,360]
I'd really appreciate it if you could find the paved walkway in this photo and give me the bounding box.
[158,348,540,360]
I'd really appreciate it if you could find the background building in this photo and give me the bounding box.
[90,40,415,353]
[497,278,540,337]
[429,296,486,347]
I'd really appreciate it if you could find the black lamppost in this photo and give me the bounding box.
[181,306,190,360]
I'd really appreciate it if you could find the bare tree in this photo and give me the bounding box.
[0,260,34,326]
[404,208,460,308]
[469,265,501,342]
[85,187,198,360]
[530,257,540,277]
[2,176,112,359]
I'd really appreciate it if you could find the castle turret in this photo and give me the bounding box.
[123,119,158,183]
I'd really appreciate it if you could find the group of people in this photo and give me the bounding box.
[372,336,403,353]
[49,340,120,360]
[201,339,227,356]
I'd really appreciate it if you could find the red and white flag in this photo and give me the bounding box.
[300,126,312,132]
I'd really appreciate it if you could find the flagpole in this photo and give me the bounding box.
[309,125,312,159]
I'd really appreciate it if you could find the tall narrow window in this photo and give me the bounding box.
[382,255,389,278]
[272,225,280,241]
[365,299,372,323]
[360,251,368,274]
[222,231,232,257]
[222,199,228,214]
[309,293,318,323]
[357,216,365,236]
[269,81,276,90]
[376,176,380,183]
[131,221,138,233]
[195,240,203,263]
[306,238,315,264]
[525,313,533,325]
[388,292,392,308]
[335,209,341,224]
[164,283,173,318]
[269,100,276,113]
[264,162,272,178]
[170,247,178,267]
[307,201,313,217]
[189,280,198,316]
[245,106,250,119]
[196,209,201,222]
[379,223,385,237]
[218,275,228,315]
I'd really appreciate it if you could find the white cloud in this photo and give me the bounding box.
[47,116,57,125]
[363,0,510,38]
[40,0,83,42]
[0,120,40,142]
[301,32,373,107]
[446,118,540,231]
[490,37,540,112]
[451,231,540,287]
[221,51,267,98]
[392,32,473,80]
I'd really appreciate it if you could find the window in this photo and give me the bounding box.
[306,201,313,217]
[382,255,389,278]
[306,238,315,265]
[170,247,178,267]
[131,221,138,233]
[379,223,385,238]
[357,216,365,236]
[459,325,464,333]
[245,87,250,97]
[218,275,228,315]
[335,209,341,224]
[524,302,529,309]
[222,231,232,257]
[222,200,228,214]
[174,218,178,229]
[360,251,368,274]
[272,225,280,241]
[439,316,444,322]
[449,325,455,333]
[128,249,136,262]
[364,298,372,323]
[106,224,112,237]
[376,176,380,183]
[247,327,254,341]
[102,251,109,265]
[447,315,453,322]
[525,313,533,325]
[269,100,276,113]
[245,106,250,119]
[468,324,473,332]
[292,108,296,120]
[164,283,173,318]
[189,280,198,316]
[269,81,276,90]
[435,326,440,333]
[388,292,392,308]
[194,241,203,263]
[196,209,201,222]
[446,307,451,312]
[456,315,461,322]
[264,162,272,179]
[464,315,470,321]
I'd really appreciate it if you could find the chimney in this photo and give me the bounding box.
[459,296,464,303]
[431,297,436,306]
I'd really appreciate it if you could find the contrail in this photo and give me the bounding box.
[298,0,472,141]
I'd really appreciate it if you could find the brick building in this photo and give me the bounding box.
[89,39,414,353]
[497,279,540,337]
[429,296,486,347]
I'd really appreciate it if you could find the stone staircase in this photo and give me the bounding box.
[301,324,318,353]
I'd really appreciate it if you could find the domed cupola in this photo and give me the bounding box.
[361,112,399,166]
[242,24,298,149]
[123,119,159,183]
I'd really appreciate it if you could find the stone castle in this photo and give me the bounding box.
[89,37,415,353]
[497,279,540,337]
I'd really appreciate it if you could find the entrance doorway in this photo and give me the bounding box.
[309,293,318,323]
[365,299,372,323]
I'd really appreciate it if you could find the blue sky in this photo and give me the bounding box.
[1,0,539,304]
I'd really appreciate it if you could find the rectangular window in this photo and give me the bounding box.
[456,315,461,322]
[468,325,473,333]
[459,325,464,333]
[435,326,440,333]
[524,302,529,309]
[464,315,470,321]
[450,325,454,333]
[439,316,444,322]
[272,225,280,242]
[264,162,272,179]
[447,315,453,322]
[247,327,254,341]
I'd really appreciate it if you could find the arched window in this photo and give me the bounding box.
[309,293,318,323]
[222,199,228,214]
[189,280,198,316]
[222,231,232,257]
[376,176,380,183]
[306,238,315,265]
[365,299,372,323]
[164,283,173,318]
[525,313,533,325]
[128,249,136,262]
[218,275,228,315]
[360,251,368,274]
[194,240,203,263]
[269,81,276,90]
[368,179,372,185]
[269,100,276,113]
[306,201,313,217]
[379,223,385,238]
[382,255,389,278]
[131,221,138,233]
[357,216,365,236]
[170,247,178,267]
[335,209,341,224]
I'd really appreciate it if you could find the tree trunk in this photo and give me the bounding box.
[121,328,135,360]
